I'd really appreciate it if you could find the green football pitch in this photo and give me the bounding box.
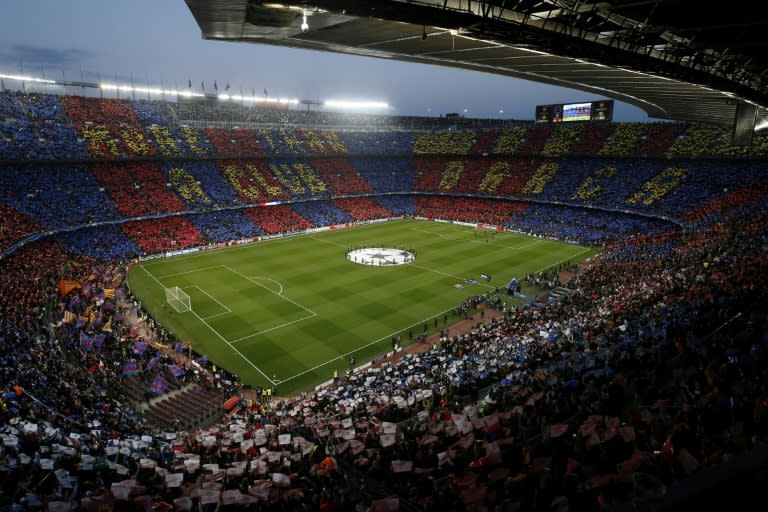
[126,219,599,395]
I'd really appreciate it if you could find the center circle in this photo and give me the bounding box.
[346,247,415,266]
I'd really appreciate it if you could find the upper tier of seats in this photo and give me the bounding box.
[2,91,768,160]
[1,91,766,256]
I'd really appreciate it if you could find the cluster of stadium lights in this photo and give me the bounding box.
[0,72,389,111]
[0,72,56,85]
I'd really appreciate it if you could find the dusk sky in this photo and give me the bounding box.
[0,0,655,121]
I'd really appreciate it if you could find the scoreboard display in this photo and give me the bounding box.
[535,99,613,123]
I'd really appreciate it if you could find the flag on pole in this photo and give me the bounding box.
[264,88,268,96]
[214,81,218,91]
[149,374,170,395]
[122,359,139,376]
[188,79,192,88]
[225,83,230,91]
[201,81,205,91]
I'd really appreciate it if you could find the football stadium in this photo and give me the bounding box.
[1,1,768,511]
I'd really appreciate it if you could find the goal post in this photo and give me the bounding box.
[165,286,191,313]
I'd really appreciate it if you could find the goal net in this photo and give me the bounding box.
[165,286,191,313]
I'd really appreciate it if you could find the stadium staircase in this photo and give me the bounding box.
[143,385,225,431]
[121,376,224,431]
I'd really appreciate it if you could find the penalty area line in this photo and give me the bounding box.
[182,285,232,313]
[229,312,317,344]
[222,265,316,316]
[138,265,275,386]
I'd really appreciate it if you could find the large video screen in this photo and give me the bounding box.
[535,99,613,123]
[562,102,592,122]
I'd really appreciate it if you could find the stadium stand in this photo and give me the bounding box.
[242,204,313,234]
[0,91,767,511]
[310,158,373,195]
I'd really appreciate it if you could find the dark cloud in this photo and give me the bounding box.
[0,44,93,67]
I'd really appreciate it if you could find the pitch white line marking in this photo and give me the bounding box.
[156,265,223,278]
[411,227,546,249]
[247,276,284,295]
[183,285,232,313]
[229,313,317,344]
[138,265,275,385]
[409,264,496,290]
[222,265,316,316]
[277,304,459,385]
[202,312,230,320]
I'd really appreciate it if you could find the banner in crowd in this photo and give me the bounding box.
[149,375,170,395]
[122,359,139,376]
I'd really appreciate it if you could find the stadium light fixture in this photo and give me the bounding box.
[301,11,309,32]
[323,100,389,110]
[0,73,56,84]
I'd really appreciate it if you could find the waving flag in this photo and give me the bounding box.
[146,356,159,372]
[134,340,148,354]
[63,310,77,324]
[194,355,208,365]
[169,364,185,378]
[149,375,170,395]
[122,359,139,376]
[80,332,93,351]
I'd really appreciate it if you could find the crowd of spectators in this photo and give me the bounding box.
[4,92,768,164]
[502,204,671,245]
[2,89,768,512]
[332,198,392,222]
[203,128,265,158]
[92,163,186,218]
[415,196,526,227]
[371,196,416,218]
[120,218,206,256]
[348,157,414,193]
[217,161,288,205]
[186,211,264,245]
[15,93,88,160]
[338,132,412,155]
[310,159,373,195]
[55,225,140,262]
[0,165,123,231]
[1,182,766,511]
[1,151,766,260]
[241,205,313,235]
[291,200,354,228]
[0,203,42,252]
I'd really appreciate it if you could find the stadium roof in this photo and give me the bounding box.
[185,0,768,129]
